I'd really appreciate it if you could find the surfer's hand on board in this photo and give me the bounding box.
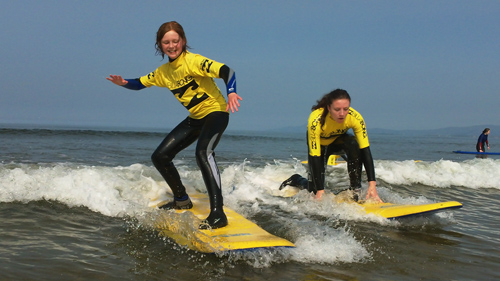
[366,181,383,203]
[226,92,242,113]
[315,190,325,200]
[106,75,127,86]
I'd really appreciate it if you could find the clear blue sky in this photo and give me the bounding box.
[1,0,499,131]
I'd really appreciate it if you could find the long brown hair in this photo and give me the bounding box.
[155,21,191,58]
[312,89,351,127]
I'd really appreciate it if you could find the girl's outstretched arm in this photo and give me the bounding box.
[107,75,146,90]
[106,75,127,86]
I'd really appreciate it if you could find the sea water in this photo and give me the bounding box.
[1,126,499,280]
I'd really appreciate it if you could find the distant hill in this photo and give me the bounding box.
[272,124,500,137]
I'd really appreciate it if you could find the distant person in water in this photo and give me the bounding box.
[280,89,382,202]
[106,21,242,229]
[476,128,490,153]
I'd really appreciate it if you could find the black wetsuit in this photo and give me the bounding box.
[151,112,228,216]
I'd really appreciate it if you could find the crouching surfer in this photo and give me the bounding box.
[280,89,382,203]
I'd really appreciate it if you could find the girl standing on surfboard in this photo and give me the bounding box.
[476,128,490,152]
[280,89,382,203]
[107,21,242,229]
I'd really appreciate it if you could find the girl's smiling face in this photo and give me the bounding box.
[328,98,350,123]
[161,30,184,60]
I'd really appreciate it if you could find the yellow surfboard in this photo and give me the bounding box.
[361,201,462,219]
[275,186,462,219]
[301,155,344,165]
[301,156,421,166]
[150,193,295,253]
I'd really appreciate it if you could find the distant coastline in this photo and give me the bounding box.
[1,122,499,137]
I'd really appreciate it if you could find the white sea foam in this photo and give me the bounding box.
[1,158,483,265]
[1,158,485,220]
[375,159,500,189]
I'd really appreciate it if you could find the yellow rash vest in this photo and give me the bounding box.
[307,107,369,157]
[140,51,228,119]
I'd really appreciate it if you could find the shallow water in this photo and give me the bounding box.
[1,127,499,280]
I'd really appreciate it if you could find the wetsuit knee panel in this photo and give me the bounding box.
[194,148,210,164]
[345,135,359,147]
[151,149,175,167]
[341,136,360,157]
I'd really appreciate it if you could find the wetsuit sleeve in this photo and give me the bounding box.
[219,65,237,95]
[306,126,325,193]
[308,155,325,192]
[360,146,376,182]
[122,78,146,90]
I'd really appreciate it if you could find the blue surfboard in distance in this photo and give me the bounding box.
[453,150,500,155]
